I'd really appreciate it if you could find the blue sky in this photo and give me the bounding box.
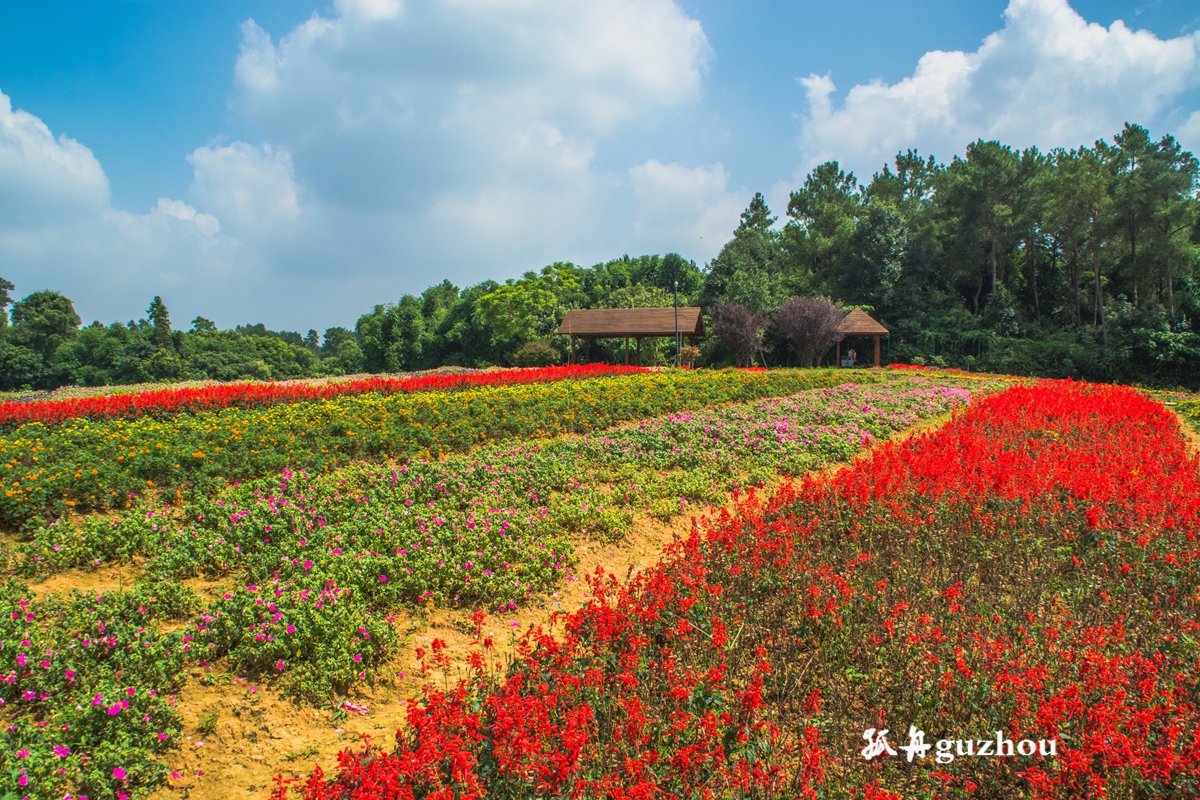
[2,0,1199,332]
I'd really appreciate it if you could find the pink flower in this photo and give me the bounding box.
[18,774,27,787]
[286,625,295,634]
[276,660,285,671]
[54,745,70,758]
[379,575,387,582]
[112,767,126,780]
[352,654,362,662]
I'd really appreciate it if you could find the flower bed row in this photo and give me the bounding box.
[0,365,646,430]
[0,368,861,529]
[286,380,1200,799]
[0,579,195,800]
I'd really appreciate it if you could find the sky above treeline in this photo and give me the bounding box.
[2,0,1199,332]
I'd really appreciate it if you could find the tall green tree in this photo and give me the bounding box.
[935,141,1022,313]
[702,193,784,308]
[0,278,14,329]
[785,162,863,296]
[9,290,81,377]
[147,296,172,350]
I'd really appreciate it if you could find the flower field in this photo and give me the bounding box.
[0,365,643,430]
[0,367,866,529]
[0,372,989,799]
[286,380,1200,799]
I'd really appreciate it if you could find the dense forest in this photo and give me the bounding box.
[2,122,1198,391]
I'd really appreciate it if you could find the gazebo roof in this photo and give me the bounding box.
[838,308,889,337]
[557,307,704,338]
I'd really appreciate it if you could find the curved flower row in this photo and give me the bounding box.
[286,381,1200,799]
[0,369,851,528]
[0,365,647,430]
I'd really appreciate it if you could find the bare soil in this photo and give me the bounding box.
[143,511,697,800]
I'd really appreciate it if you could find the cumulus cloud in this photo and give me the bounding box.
[797,0,1200,178]
[187,142,301,237]
[202,0,729,304]
[1178,109,1200,155]
[629,160,745,255]
[0,86,255,324]
[0,91,109,226]
[0,2,733,330]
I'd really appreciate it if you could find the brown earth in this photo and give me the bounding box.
[145,511,700,800]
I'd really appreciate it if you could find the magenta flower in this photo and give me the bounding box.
[276,660,285,671]
[112,766,126,780]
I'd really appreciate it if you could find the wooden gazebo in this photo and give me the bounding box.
[836,308,889,368]
[558,308,704,365]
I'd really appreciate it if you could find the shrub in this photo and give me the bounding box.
[511,340,562,367]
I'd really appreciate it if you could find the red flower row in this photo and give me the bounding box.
[282,380,1200,799]
[0,365,648,429]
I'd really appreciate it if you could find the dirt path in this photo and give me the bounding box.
[1175,411,1200,456]
[147,511,698,800]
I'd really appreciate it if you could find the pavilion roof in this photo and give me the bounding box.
[557,307,704,338]
[838,308,889,336]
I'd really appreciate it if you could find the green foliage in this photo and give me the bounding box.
[512,340,561,367]
[0,579,186,799]
[0,369,856,530]
[698,124,1200,386]
[196,580,397,702]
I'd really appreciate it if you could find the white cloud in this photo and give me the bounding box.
[629,160,744,258]
[0,87,253,324]
[335,0,404,23]
[187,142,301,237]
[213,0,722,290]
[0,91,109,226]
[1178,109,1200,155]
[797,0,1200,178]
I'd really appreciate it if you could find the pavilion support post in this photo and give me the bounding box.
[873,335,881,368]
[636,337,642,366]
[625,337,630,365]
[836,339,841,367]
[570,334,576,365]
[585,337,591,364]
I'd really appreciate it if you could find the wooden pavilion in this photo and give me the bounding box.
[558,307,704,365]
[836,308,889,368]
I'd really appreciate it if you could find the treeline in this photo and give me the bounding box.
[0,255,703,391]
[738,122,1199,385]
[1,122,1198,391]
